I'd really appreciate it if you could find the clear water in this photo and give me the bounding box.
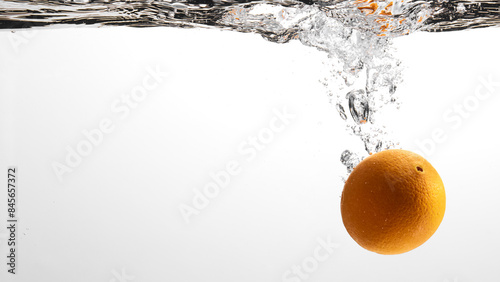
[1,0,499,176]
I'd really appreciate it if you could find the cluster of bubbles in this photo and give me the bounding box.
[1,0,434,177]
[220,0,430,176]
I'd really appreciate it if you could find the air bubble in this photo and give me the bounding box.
[336,103,348,120]
[340,150,362,174]
[346,89,370,124]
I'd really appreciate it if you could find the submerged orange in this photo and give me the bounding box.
[341,149,446,255]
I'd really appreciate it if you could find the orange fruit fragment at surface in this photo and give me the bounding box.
[341,149,446,255]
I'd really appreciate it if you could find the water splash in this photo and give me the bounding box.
[219,2,418,176]
[289,2,409,176]
[1,0,498,177]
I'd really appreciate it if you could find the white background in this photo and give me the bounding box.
[0,24,499,282]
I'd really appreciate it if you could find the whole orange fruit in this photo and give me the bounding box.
[341,149,446,255]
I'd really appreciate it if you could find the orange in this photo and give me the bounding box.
[341,149,446,255]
